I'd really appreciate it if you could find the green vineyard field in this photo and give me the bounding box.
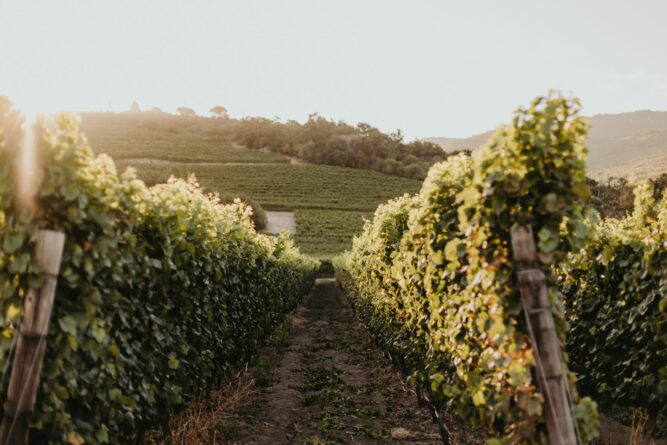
[79,112,422,258]
[0,108,318,444]
[0,93,664,444]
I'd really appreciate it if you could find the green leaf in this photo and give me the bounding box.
[150,258,163,269]
[458,344,470,360]
[59,316,77,335]
[2,233,25,254]
[92,326,106,343]
[108,388,121,401]
[444,239,462,262]
[537,227,558,253]
[95,427,109,443]
[168,356,180,370]
[66,431,84,445]
[8,253,30,273]
[68,335,79,351]
[472,389,486,406]
[489,319,506,338]
[599,246,613,266]
[659,298,667,313]
[508,362,528,386]
[543,193,563,213]
[5,304,21,321]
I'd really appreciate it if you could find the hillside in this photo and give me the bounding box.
[80,113,421,258]
[426,110,667,178]
[77,109,667,257]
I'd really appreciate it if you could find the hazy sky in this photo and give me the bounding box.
[1,0,666,138]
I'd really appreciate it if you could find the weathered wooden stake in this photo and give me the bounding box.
[0,230,65,445]
[511,225,577,445]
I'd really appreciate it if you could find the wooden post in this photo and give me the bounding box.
[511,225,577,445]
[0,230,65,445]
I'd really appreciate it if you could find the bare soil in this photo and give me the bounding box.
[222,278,441,445]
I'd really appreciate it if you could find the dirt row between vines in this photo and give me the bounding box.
[152,278,653,445]
[196,278,443,444]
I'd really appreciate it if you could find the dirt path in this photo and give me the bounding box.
[152,279,660,445]
[118,156,309,167]
[225,278,441,445]
[118,158,288,166]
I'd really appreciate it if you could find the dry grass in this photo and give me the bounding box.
[597,409,662,445]
[145,369,257,445]
[630,410,655,445]
[144,319,294,445]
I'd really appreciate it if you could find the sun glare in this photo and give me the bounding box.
[16,115,37,212]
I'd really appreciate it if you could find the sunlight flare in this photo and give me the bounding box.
[16,115,37,212]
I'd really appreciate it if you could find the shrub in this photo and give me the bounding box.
[0,106,318,444]
[559,181,667,429]
[336,93,599,443]
[401,162,427,179]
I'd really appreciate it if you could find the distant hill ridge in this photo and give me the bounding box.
[425,110,667,178]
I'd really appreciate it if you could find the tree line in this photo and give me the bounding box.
[122,105,467,180]
[216,114,467,179]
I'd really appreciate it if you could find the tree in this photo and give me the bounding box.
[402,162,427,179]
[129,101,140,113]
[382,158,401,176]
[389,129,404,143]
[150,107,163,113]
[209,106,228,118]
[177,107,196,117]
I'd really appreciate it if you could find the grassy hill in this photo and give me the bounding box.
[80,113,421,258]
[426,110,667,178]
[79,108,667,256]
[81,112,289,164]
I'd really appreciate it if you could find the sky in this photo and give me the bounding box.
[1,0,666,139]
